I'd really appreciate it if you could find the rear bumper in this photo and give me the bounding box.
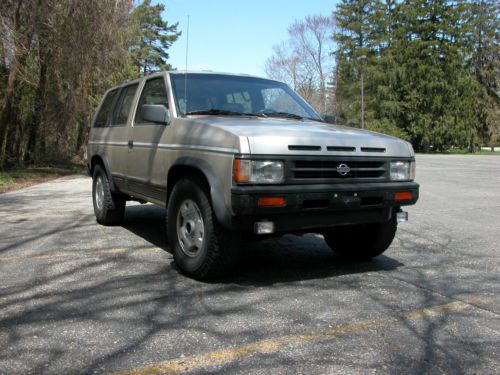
[231,181,419,232]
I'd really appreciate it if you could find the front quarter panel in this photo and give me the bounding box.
[158,118,245,228]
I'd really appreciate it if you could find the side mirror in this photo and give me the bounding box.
[141,104,170,125]
[323,115,336,124]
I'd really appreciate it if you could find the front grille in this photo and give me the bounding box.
[289,158,388,183]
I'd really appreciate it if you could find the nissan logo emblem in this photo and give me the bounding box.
[336,163,350,176]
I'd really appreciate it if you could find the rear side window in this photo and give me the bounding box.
[135,77,168,125]
[111,84,139,126]
[94,89,117,127]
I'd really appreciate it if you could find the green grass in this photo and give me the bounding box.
[0,174,15,186]
[443,148,500,155]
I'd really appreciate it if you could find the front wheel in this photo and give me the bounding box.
[167,177,240,280]
[323,219,397,260]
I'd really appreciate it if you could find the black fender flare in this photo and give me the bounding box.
[91,152,117,192]
[169,157,233,229]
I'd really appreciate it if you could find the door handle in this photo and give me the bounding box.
[128,140,133,149]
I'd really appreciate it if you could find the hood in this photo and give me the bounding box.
[187,116,413,157]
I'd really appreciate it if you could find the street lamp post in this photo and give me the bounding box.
[357,55,367,129]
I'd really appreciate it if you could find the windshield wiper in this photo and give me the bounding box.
[185,109,264,117]
[260,111,304,120]
[185,109,239,116]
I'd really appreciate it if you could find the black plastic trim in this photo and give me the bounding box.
[169,157,233,229]
[232,181,419,195]
[231,182,419,225]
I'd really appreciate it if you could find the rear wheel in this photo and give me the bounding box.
[167,177,240,280]
[323,219,397,260]
[92,164,125,225]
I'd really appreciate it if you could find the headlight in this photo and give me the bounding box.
[390,161,415,181]
[234,159,284,184]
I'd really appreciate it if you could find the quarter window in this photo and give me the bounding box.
[135,77,169,125]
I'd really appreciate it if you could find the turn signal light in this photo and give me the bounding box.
[394,191,412,201]
[233,159,250,183]
[258,197,286,207]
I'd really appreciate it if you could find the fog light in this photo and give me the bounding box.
[396,211,408,224]
[255,221,275,234]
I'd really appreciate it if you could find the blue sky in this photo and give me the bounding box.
[161,0,337,77]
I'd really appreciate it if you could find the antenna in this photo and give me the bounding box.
[184,15,190,114]
[185,15,190,72]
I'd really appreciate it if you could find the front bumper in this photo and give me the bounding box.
[231,181,419,233]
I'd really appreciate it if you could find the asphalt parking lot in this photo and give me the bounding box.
[0,154,499,374]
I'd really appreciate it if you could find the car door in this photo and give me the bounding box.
[89,84,138,191]
[126,74,171,202]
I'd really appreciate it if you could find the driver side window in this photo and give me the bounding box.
[135,77,169,125]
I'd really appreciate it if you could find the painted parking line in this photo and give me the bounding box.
[113,296,493,375]
[0,246,160,262]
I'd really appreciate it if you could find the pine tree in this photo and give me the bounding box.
[333,0,493,151]
[467,0,499,149]
[129,0,181,75]
[366,0,408,139]
[333,0,377,128]
[396,0,485,151]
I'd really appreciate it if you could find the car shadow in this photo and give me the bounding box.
[121,203,169,251]
[226,235,403,286]
[120,204,404,285]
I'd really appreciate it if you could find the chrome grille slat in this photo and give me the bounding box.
[294,161,384,168]
[290,167,386,172]
[289,158,389,182]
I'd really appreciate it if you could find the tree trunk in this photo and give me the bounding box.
[0,1,23,168]
[26,51,47,164]
[0,100,15,168]
[0,60,20,167]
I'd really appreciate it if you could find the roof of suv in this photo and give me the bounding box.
[106,70,273,92]
[168,70,264,79]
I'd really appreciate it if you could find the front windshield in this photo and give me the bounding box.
[170,73,321,121]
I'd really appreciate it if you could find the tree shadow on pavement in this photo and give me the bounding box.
[0,208,494,374]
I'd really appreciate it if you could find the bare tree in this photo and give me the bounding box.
[0,0,136,166]
[265,14,335,115]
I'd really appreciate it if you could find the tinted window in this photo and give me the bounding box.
[94,89,117,127]
[111,84,138,126]
[134,77,169,125]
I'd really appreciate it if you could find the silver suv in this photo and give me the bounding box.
[87,72,419,279]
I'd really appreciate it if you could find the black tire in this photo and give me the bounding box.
[167,177,240,280]
[92,164,125,225]
[323,218,397,260]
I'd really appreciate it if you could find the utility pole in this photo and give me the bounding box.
[357,55,366,129]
